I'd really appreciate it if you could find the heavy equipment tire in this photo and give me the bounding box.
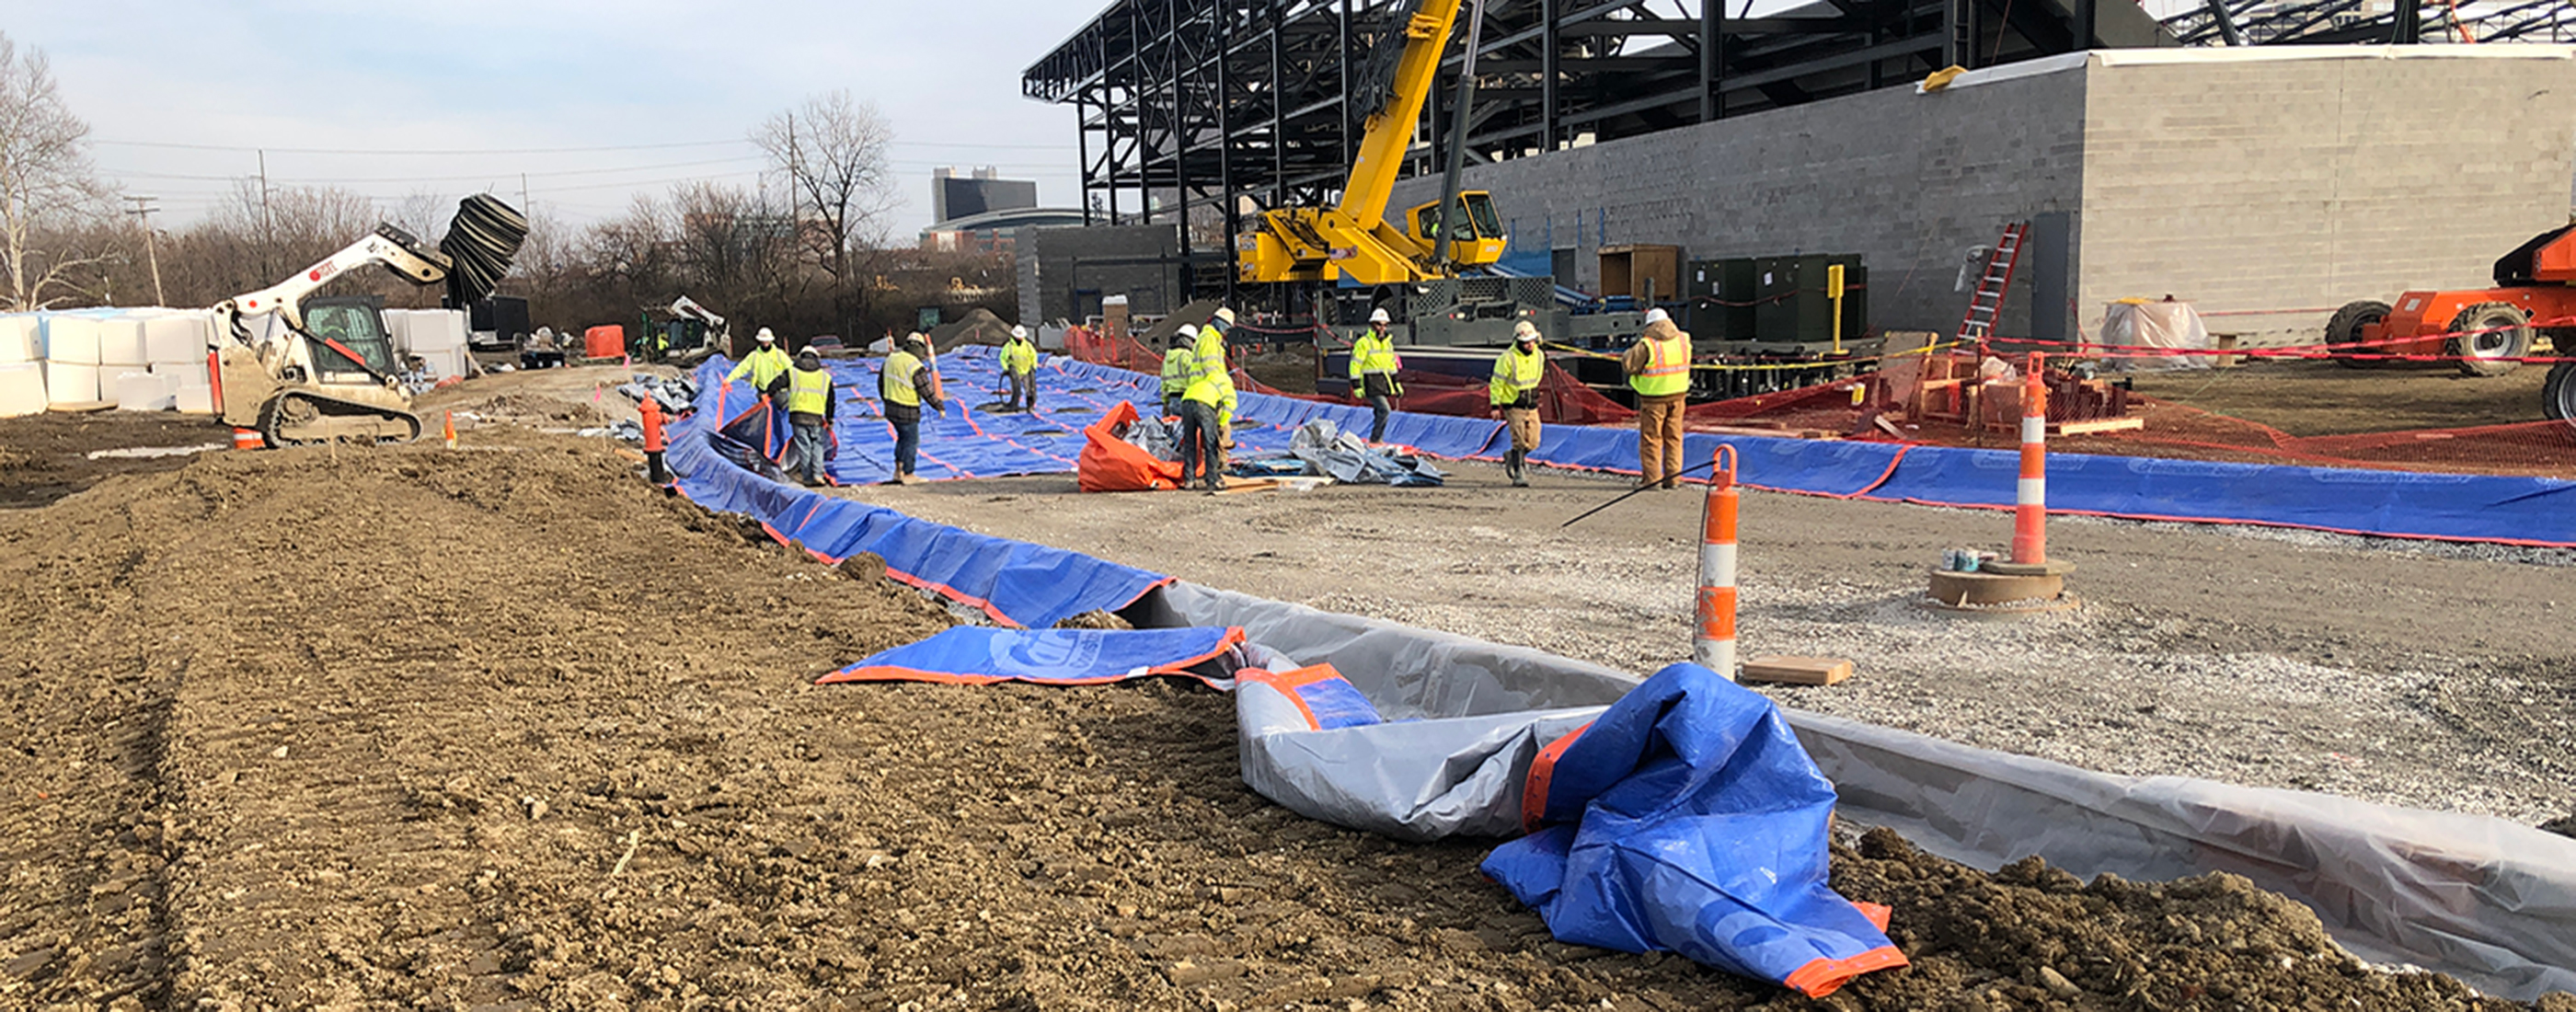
[2323,299,2391,369]
[2447,302,2531,377]
[2545,362,2576,423]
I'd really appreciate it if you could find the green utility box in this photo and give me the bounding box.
[1750,254,1868,347]
[1685,259,1759,342]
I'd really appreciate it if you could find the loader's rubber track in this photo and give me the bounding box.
[259,391,422,448]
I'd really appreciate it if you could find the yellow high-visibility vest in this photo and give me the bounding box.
[1489,346,1544,407]
[729,346,791,389]
[882,351,924,408]
[1161,348,1194,397]
[1628,334,1691,397]
[1349,329,1402,394]
[1003,339,1037,375]
[786,365,832,415]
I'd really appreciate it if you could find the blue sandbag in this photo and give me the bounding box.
[1482,661,1906,999]
[818,626,1245,685]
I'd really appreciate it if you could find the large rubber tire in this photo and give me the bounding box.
[2447,302,2531,377]
[2323,299,2391,370]
[2545,361,2576,423]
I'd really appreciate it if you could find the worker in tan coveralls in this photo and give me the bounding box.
[1621,307,1690,489]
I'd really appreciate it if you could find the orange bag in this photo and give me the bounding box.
[1077,400,1181,492]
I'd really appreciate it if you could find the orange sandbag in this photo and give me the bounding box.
[1077,400,1180,492]
[583,325,626,360]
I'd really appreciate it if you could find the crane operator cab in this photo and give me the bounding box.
[1404,190,1507,270]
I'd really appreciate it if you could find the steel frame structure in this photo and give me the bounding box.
[2160,0,2574,47]
[1022,0,2168,300]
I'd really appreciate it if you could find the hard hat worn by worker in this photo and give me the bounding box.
[1515,319,1541,344]
[1169,328,1194,349]
[1369,307,1391,325]
[1213,307,1236,328]
[757,328,776,344]
[1010,325,1029,339]
[798,348,821,367]
[1642,307,1670,326]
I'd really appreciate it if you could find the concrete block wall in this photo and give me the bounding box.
[1393,63,2089,339]
[2076,48,2576,344]
[1021,224,1183,326]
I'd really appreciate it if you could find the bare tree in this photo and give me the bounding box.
[0,31,110,310]
[753,91,896,336]
[392,189,450,246]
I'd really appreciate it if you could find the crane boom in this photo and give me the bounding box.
[1336,0,1463,226]
[1235,0,1507,287]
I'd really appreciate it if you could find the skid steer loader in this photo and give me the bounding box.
[213,195,525,446]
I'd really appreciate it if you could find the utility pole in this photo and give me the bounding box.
[257,149,275,279]
[123,195,165,306]
[521,173,531,215]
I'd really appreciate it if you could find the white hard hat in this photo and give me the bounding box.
[1213,307,1236,326]
[1642,308,1670,325]
[1177,323,1200,339]
[1010,325,1029,339]
[1369,307,1391,325]
[1513,320,1540,341]
[756,327,776,342]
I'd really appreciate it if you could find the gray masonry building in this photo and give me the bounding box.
[1391,45,2576,343]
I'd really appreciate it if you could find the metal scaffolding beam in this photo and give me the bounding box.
[1023,0,2175,290]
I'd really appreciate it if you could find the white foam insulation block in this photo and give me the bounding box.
[44,316,101,364]
[151,358,212,388]
[0,362,46,417]
[98,318,148,366]
[44,361,99,405]
[0,316,34,363]
[144,314,209,363]
[114,371,176,411]
[175,383,214,414]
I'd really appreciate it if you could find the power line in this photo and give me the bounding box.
[101,155,770,185]
[91,138,751,155]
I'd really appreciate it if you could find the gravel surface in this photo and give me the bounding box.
[844,463,2576,830]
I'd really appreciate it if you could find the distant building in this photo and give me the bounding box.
[932,167,1038,223]
[919,168,1084,253]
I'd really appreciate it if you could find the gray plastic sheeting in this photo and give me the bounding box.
[1137,581,2576,1001]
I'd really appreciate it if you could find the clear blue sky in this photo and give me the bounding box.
[0,0,1102,232]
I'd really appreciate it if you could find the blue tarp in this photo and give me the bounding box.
[1482,661,1907,999]
[692,350,2576,548]
[662,386,1171,628]
[819,626,1246,686]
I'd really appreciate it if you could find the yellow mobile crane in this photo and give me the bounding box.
[1236,0,1507,285]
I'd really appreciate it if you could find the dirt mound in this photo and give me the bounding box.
[1829,825,2536,1009]
[926,308,1016,349]
[1,429,2564,1009]
[436,391,613,427]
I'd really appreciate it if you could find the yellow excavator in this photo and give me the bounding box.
[1236,0,1507,285]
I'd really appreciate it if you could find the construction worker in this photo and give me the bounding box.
[1159,329,1195,419]
[1621,307,1691,489]
[1001,325,1040,411]
[773,348,836,487]
[651,326,671,363]
[727,328,793,410]
[880,333,946,484]
[1489,320,1547,487]
[1348,307,1402,443]
[1177,324,1227,492]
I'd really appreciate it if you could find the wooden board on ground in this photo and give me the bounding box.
[1213,477,1281,495]
[1741,655,1855,685]
[2053,417,2145,436]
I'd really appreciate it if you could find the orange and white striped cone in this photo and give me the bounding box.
[1695,445,1740,679]
[230,427,263,451]
[2012,353,2047,565]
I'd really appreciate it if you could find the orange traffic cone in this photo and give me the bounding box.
[443,410,457,450]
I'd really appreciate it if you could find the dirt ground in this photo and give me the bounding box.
[6,406,2570,1009]
[2124,359,2552,436]
[0,411,232,509]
